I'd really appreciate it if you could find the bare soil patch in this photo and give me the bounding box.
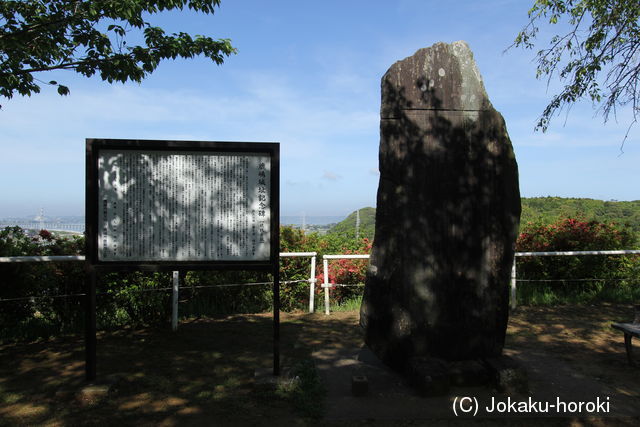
[507,304,640,400]
[1,305,639,425]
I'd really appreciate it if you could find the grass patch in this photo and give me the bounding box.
[275,359,325,419]
[331,295,363,312]
[0,384,23,405]
[516,281,640,306]
[316,293,363,313]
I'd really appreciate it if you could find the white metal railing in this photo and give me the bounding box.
[280,252,318,314]
[320,250,640,314]
[515,250,640,257]
[0,255,85,262]
[322,254,370,315]
[0,222,84,233]
[3,249,640,317]
[510,249,640,310]
[0,252,318,331]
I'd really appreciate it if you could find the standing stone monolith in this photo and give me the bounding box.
[360,41,521,370]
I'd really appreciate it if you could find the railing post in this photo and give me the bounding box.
[510,257,517,311]
[172,271,179,331]
[309,255,316,313]
[323,257,330,315]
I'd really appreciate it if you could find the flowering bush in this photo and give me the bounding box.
[316,238,372,306]
[515,217,639,304]
[517,217,633,252]
[278,226,323,311]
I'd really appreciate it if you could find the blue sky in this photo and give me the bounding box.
[1,0,638,219]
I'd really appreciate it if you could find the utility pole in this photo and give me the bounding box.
[301,211,306,232]
[355,209,360,240]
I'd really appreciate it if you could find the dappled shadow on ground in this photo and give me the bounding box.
[0,313,311,425]
[507,304,640,400]
[1,306,640,425]
[306,308,640,424]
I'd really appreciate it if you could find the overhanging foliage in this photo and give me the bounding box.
[514,0,640,139]
[0,0,236,105]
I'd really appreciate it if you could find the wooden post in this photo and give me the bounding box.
[85,266,97,382]
[273,262,280,376]
[171,271,179,331]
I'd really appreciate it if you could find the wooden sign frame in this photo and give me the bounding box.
[86,138,279,270]
[84,138,281,380]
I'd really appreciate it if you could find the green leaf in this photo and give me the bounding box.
[511,0,640,137]
[0,0,234,102]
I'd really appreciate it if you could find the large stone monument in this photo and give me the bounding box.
[360,41,521,372]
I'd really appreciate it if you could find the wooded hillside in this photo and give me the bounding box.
[327,207,376,240]
[521,197,640,233]
[329,198,640,239]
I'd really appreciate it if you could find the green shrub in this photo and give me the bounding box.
[99,272,172,327]
[180,270,273,317]
[0,227,84,333]
[516,217,640,305]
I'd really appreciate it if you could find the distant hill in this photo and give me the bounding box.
[327,198,640,239]
[327,207,376,240]
[521,197,640,233]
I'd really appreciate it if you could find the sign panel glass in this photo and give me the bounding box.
[97,150,271,261]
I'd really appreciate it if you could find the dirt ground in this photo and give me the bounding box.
[1,304,639,426]
[507,304,640,402]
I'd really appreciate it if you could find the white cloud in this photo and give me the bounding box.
[2,70,379,153]
[322,170,342,181]
[0,69,381,216]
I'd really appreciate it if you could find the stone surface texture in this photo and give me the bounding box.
[360,41,521,369]
[484,355,529,394]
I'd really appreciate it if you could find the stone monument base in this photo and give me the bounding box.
[402,354,528,396]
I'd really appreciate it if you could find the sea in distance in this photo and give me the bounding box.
[1,215,345,229]
[280,215,343,226]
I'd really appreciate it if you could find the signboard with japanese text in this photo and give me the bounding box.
[85,139,280,269]
[84,139,282,381]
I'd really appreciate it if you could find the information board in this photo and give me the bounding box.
[84,139,282,381]
[86,139,279,268]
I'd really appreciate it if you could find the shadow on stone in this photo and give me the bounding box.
[405,357,450,396]
[360,40,522,393]
[448,359,490,387]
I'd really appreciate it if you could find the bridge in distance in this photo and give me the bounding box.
[0,222,84,234]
